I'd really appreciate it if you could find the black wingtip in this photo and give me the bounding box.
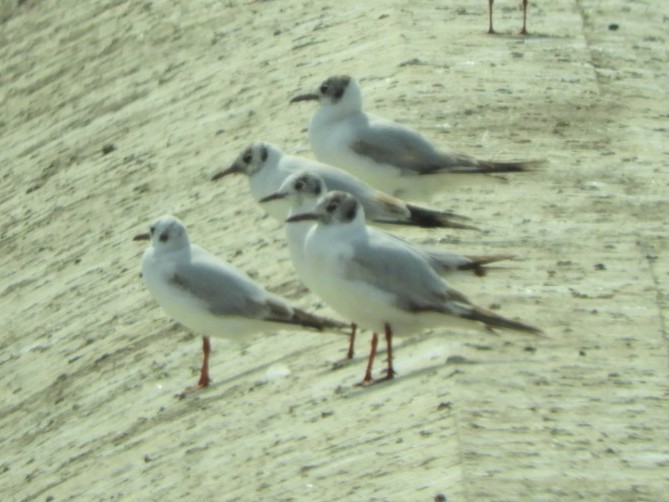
[403,204,478,230]
[477,158,547,173]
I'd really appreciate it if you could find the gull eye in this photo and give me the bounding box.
[320,84,329,94]
[294,180,304,190]
[149,226,155,235]
[242,152,252,163]
[326,202,338,213]
[159,231,169,243]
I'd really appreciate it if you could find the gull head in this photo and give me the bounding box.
[286,190,364,226]
[134,215,190,252]
[290,75,362,113]
[212,141,273,181]
[261,171,327,208]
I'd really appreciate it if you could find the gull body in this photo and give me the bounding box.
[287,192,542,383]
[291,76,543,199]
[213,142,474,230]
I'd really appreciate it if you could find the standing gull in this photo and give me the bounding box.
[287,191,542,384]
[261,171,514,360]
[212,141,475,230]
[134,215,348,394]
[291,75,544,199]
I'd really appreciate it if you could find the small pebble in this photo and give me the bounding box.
[101,143,117,155]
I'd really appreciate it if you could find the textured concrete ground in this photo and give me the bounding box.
[1,0,667,500]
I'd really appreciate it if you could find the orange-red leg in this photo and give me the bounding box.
[382,324,396,380]
[176,335,211,398]
[358,332,379,385]
[197,336,212,387]
[346,323,357,359]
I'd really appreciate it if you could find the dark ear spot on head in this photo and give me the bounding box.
[344,201,357,221]
[334,75,351,99]
[159,231,169,242]
[261,147,268,162]
[314,184,322,196]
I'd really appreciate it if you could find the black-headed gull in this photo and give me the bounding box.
[291,76,544,199]
[213,141,475,230]
[134,215,348,394]
[286,192,542,384]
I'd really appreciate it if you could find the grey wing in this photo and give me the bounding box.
[351,114,480,175]
[343,230,449,312]
[172,249,292,320]
[375,231,467,273]
[312,164,410,220]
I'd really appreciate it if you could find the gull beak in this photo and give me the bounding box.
[133,232,151,241]
[211,163,241,181]
[259,192,288,204]
[290,93,320,104]
[286,212,318,223]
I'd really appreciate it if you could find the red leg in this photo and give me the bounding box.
[519,0,528,34]
[487,0,495,34]
[346,323,357,359]
[176,336,212,398]
[197,336,212,387]
[382,324,396,380]
[357,332,378,386]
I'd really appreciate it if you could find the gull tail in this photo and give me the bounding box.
[447,160,547,174]
[423,251,514,277]
[453,303,543,335]
[401,204,479,230]
[471,159,546,174]
[459,254,516,277]
[287,307,352,335]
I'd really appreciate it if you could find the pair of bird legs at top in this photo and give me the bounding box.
[488,0,528,35]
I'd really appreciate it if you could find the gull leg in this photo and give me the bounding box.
[197,336,212,387]
[346,323,357,359]
[487,0,495,34]
[357,332,378,386]
[176,336,212,398]
[332,323,358,369]
[381,324,396,380]
[519,0,528,34]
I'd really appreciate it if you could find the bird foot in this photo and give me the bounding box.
[174,375,211,399]
[355,372,395,387]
